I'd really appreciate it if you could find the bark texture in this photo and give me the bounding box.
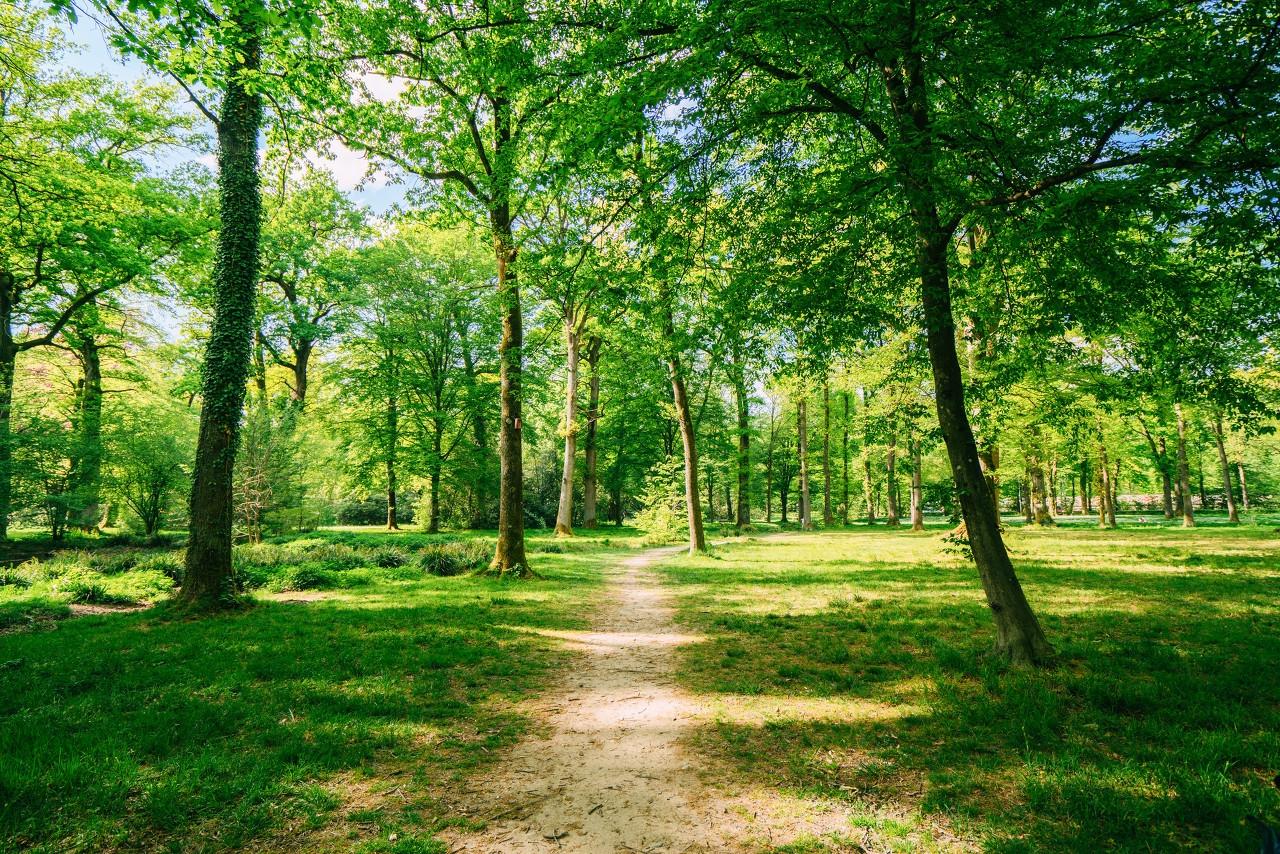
[183,25,264,605]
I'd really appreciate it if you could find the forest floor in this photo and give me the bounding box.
[1,518,1278,853]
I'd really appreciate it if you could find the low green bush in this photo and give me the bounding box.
[415,540,490,576]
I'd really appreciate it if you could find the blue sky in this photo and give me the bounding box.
[62,13,409,215]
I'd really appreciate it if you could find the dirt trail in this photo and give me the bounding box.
[443,545,852,854]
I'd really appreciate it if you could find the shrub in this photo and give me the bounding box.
[370,546,409,568]
[415,540,490,576]
[269,564,332,593]
[133,553,184,583]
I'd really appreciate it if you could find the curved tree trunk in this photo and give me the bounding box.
[182,21,263,606]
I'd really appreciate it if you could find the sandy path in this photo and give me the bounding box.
[442,545,859,854]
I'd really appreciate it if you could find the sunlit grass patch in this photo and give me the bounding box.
[0,528,638,852]
[659,521,1280,852]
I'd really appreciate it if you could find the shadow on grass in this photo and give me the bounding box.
[662,529,1280,852]
[0,556,609,853]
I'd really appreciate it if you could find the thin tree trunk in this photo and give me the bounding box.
[1175,403,1195,528]
[582,336,602,528]
[764,403,776,522]
[885,431,900,526]
[841,391,850,525]
[1237,461,1250,512]
[1158,437,1174,519]
[182,20,263,606]
[705,464,715,522]
[428,421,443,534]
[798,397,813,530]
[386,388,399,531]
[554,317,581,536]
[910,435,924,531]
[734,364,750,529]
[822,383,833,525]
[859,388,875,524]
[1096,425,1114,529]
[665,304,705,554]
[1212,412,1239,523]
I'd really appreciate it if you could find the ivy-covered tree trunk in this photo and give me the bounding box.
[554,316,581,537]
[1212,412,1239,523]
[0,332,14,541]
[70,311,105,530]
[582,336,602,529]
[182,23,263,606]
[1175,403,1195,528]
[488,206,529,573]
[797,397,813,530]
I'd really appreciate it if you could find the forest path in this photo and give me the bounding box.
[441,543,851,854]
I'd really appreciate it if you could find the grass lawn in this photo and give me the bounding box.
[0,525,645,853]
[658,517,1280,852]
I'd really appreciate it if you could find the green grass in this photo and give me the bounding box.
[657,519,1280,852]
[0,525,646,852]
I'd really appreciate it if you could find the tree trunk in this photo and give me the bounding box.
[1028,429,1053,526]
[841,391,850,525]
[554,317,581,536]
[899,107,1051,661]
[705,464,715,522]
[664,304,705,554]
[1237,461,1249,512]
[582,336,602,528]
[734,364,750,529]
[291,340,312,406]
[1096,428,1114,529]
[428,420,443,534]
[488,196,530,573]
[978,443,1001,518]
[798,397,813,530]
[764,406,775,522]
[0,331,15,541]
[1212,412,1239,523]
[859,388,875,524]
[1158,437,1174,519]
[182,22,263,606]
[910,435,924,531]
[885,431,900,527]
[822,383,833,526]
[1175,403,1195,528]
[70,314,105,530]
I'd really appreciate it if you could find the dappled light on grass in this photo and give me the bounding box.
[0,533,636,853]
[660,527,1280,852]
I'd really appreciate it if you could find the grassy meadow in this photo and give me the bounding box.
[1,517,1277,852]
[659,517,1280,852]
[0,526,645,853]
